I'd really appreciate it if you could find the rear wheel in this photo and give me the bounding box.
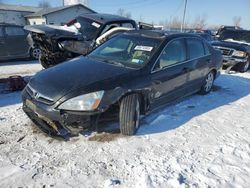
[238,60,249,73]
[199,71,215,95]
[119,94,140,136]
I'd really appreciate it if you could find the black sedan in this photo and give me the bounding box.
[22,30,222,139]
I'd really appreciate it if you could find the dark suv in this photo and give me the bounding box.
[212,29,250,72]
[0,23,40,61]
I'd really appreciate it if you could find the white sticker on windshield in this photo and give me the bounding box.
[92,22,101,28]
[134,46,153,52]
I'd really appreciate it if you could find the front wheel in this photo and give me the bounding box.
[199,71,215,95]
[39,55,51,69]
[119,94,140,136]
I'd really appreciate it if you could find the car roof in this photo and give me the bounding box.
[77,13,135,24]
[124,30,203,40]
[221,28,250,33]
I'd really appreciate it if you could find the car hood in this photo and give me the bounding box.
[24,24,81,38]
[28,56,135,102]
[211,40,247,51]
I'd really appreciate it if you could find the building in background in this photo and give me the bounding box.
[25,4,95,25]
[0,4,41,25]
[64,0,89,6]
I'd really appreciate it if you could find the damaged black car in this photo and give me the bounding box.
[25,13,137,68]
[22,30,222,139]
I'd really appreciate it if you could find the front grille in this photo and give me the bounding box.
[26,84,54,105]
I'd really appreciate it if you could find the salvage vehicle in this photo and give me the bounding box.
[0,23,40,61]
[212,29,250,72]
[25,13,137,68]
[22,30,222,139]
[215,25,242,37]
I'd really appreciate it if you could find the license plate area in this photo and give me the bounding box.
[26,99,36,112]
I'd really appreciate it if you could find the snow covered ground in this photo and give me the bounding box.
[0,60,42,79]
[0,61,250,188]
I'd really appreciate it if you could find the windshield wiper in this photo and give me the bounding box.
[103,59,126,68]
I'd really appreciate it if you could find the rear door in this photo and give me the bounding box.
[0,26,7,58]
[185,37,210,92]
[150,38,190,108]
[4,26,29,57]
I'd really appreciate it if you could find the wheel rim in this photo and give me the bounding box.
[204,72,214,92]
[134,99,140,129]
[243,61,249,72]
[32,48,41,59]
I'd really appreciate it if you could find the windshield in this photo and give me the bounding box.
[67,17,103,40]
[218,30,250,43]
[88,34,162,68]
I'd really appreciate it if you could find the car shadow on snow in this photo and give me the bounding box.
[137,73,250,135]
[0,59,38,66]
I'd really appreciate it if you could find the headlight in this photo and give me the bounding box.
[58,91,104,111]
[232,50,247,57]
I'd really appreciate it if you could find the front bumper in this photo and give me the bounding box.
[22,89,100,139]
[222,56,247,67]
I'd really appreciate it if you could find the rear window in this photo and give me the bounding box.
[187,38,205,59]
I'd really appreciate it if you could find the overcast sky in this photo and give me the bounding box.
[2,0,250,29]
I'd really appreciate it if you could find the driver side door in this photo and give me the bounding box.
[149,38,191,109]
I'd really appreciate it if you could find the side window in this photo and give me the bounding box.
[121,23,134,28]
[0,27,3,37]
[101,23,120,35]
[5,26,25,36]
[154,39,186,70]
[187,38,205,59]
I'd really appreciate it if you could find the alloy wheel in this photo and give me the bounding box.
[204,72,214,92]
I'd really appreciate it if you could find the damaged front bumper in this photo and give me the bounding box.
[222,56,248,72]
[22,89,101,140]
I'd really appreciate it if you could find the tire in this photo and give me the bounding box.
[238,60,249,73]
[30,47,41,60]
[199,71,215,95]
[119,94,140,136]
[39,55,50,69]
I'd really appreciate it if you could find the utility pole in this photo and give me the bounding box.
[181,0,187,32]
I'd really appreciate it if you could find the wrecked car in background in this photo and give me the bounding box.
[22,30,222,139]
[212,29,250,72]
[25,13,137,68]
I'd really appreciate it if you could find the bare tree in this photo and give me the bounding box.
[125,12,131,19]
[117,8,125,17]
[233,16,242,27]
[117,8,132,18]
[38,0,51,8]
[192,15,207,29]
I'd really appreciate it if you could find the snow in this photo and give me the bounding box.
[0,61,250,187]
[0,60,42,79]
